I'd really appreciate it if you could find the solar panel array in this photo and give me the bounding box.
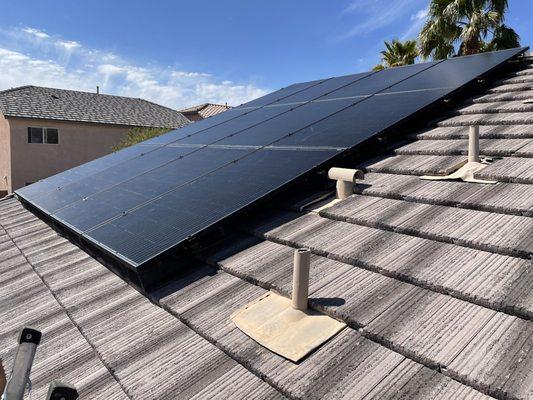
[16,47,526,271]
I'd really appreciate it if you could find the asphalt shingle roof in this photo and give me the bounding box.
[0,85,190,128]
[1,55,533,399]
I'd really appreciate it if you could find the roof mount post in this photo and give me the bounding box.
[468,125,480,163]
[328,168,364,200]
[231,245,346,362]
[292,248,310,311]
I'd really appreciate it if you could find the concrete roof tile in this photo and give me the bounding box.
[0,198,284,400]
[417,124,533,139]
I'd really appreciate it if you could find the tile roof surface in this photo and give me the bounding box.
[0,85,190,128]
[1,54,533,399]
[179,103,231,119]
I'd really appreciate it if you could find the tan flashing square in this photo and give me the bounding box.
[231,291,346,362]
[420,161,497,184]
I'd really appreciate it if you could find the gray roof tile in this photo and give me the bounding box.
[179,103,231,119]
[416,124,533,139]
[438,112,533,126]
[156,268,489,400]
[320,194,533,258]
[475,156,533,183]
[394,138,533,156]
[0,198,283,400]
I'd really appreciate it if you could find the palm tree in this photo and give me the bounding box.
[373,39,419,71]
[419,0,520,60]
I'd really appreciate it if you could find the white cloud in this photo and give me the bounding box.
[402,7,429,40]
[57,40,81,51]
[411,7,429,21]
[171,71,211,78]
[0,48,94,91]
[340,0,415,39]
[22,27,49,39]
[0,27,269,108]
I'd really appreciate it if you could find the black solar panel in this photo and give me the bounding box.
[52,147,250,232]
[242,78,327,107]
[383,47,524,94]
[86,148,339,265]
[16,47,527,284]
[317,61,439,101]
[277,87,452,148]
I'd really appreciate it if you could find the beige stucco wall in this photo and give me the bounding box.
[0,113,11,195]
[8,118,131,192]
[183,113,202,122]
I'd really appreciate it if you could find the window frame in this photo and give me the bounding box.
[27,127,60,145]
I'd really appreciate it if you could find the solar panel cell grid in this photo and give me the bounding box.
[86,148,340,265]
[318,61,440,101]
[277,88,451,148]
[383,47,524,94]
[52,147,250,232]
[241,78,326,107]
[214,99,358,147]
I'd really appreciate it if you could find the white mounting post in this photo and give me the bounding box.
[292,248,310,311]
[328,168,364,200]
[468,125,480,163]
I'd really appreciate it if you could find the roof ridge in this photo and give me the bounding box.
[205,102,231,107]
[180,103,209,113]
[0,85,179,106]
[0,85,35,95]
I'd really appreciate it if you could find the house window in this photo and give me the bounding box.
[28,127,43,143]
[27,127,59,144]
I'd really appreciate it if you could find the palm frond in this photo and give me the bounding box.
[378,39,419,68]
[418,0,517,59]
[490,24,520,49]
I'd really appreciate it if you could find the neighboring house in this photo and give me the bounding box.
[0,85,189,195]
[1,50,533,400]
[180,102,231,121]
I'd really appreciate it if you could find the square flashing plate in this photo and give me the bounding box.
[231,291,346,362]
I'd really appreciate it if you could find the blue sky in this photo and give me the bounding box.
[0,0,531,109]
